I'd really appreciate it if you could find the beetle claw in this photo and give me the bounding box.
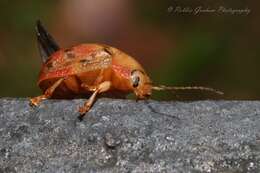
[78,109,87,121]
[78,105,91,118]
[78,107,86,114]
[29,102,37,107]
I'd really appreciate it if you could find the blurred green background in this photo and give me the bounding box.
[0,0,259,100]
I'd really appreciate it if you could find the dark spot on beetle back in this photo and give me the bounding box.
[46,62,53,69]
[79,59,88,63]
[104,48,113,56]
[67,52,75,58]
[64,48,72,53]
[64,49,75,59]
[79,59,92,65]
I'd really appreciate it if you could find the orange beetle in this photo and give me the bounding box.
[30,20,223,119]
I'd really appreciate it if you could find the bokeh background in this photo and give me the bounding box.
[0,0,259,100]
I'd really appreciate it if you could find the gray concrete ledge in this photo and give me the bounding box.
[0,98,260,172]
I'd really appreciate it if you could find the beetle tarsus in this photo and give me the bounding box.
[29,96,46,107]
[77,81,112,119]
[78,105,91,115]
[78,104,91,120]
[30,78,64,107]
[29,99,38,107]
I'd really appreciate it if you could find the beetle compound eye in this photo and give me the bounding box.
[132,76,140,88]
[131,70,143,88]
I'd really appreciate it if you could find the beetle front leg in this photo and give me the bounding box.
[78,81,111,119]
[30,78,64,106]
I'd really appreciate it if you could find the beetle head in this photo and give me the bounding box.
[130,69,152,99]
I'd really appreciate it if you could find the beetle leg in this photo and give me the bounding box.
[30,78,64,106]
[78,81,111,118]
[93,69,104,85]
[80,69,105,92]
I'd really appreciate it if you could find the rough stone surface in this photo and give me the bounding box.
[0,98,260,173]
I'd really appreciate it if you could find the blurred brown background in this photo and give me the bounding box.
[0,0,259,100]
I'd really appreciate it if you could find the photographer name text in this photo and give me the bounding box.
[168,6,251,15]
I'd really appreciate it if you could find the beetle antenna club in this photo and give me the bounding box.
[152,85,224,95]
